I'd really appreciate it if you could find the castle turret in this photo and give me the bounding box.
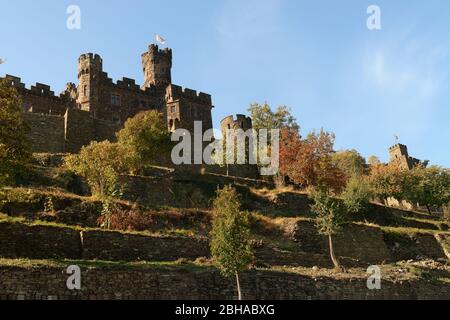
[220,114,253,133]
[141,44,172,88]
[77,53,103,115]
[389,143,426,170]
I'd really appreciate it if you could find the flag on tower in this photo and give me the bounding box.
[155,34,166,45]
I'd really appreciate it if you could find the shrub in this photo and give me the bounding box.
[0,79,33,186]
[64,141,128,198]
[341,176,372,214]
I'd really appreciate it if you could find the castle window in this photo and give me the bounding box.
[171,106,176,113]
[83,85,89,97]
[111,94,121,106]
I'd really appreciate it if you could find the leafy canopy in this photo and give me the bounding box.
[210,185,254,277]
[280,128,346,193]
[310,187,346,236]
[116,110,171,173]
[64,141,128,197]
[0,79,32,185]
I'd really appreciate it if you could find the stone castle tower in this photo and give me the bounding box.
[77,53,103,116]
[389,143,426,170]
[220,114,253,133]
[141,44,172,88]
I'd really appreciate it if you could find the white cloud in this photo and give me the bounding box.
[364,41,449,100]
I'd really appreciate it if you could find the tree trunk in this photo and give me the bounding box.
[235,272,242,300]
[328,234,343,272]
[426,204,432,215]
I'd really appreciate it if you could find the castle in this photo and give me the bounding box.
[388,144,428,170]
[1,44,221,154]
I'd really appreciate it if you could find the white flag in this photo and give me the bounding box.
[155,34,166,45]
[0,58,6,65]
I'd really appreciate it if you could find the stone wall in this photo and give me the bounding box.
[81,230,209,261]
[0,221,80,259]
[22,108,122,154]
[22,113,66,153]
[0,221,208,262]
[64,108,95,153]
[293,221,393,264]
[0,265,449,300]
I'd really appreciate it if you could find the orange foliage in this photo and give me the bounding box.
[279,128,346,193]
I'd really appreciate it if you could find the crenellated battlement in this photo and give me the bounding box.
[220,114,253,131]
[3,74,26,89]
[166,84,211,104]
[116,77,141,91]
[141,44,172,59]
[142,44,172,88]
[2,75,73,101]
[78,53,103,64]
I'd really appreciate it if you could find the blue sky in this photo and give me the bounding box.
[1,0,449,166]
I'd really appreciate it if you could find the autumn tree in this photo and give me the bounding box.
[331,149,367,179]
[0,79,32,185]
[116,110,171,174]
[368,163,407,205]
[310,187,346,271]
[279,128,346,193]
[367,155,382,166]
[403,166,450,214]
[210,186,254,300]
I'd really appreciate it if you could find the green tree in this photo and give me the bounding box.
[210,186,254,300]
[310,187,346,271]
[64,141,128,197]
[116,110,171,174]
[247,103,299,132]
[368,163,407,205]
[404,166,450,214]
[331,149,367,179]
[367,155,381,166]
[0,79,32,185]
[341,176,372,214]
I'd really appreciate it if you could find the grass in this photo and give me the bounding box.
[0,258,213,271]
[0,214,207,240]
[2,258,447,284]
[380,225,450,236]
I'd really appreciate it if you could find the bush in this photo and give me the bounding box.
[116,110,172,174]
[64,141,128,197]
[96,204,151,231]
[341,176,372,214]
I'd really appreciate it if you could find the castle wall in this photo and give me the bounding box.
[95,79,164,124]
[4,75,74,116]
[22,113,66,153]
[64,108,95,153]
[22,108,122,154]
[166,85,213,133]
[94,118,121,143]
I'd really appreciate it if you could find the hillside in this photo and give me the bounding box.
[0,157,449,300]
